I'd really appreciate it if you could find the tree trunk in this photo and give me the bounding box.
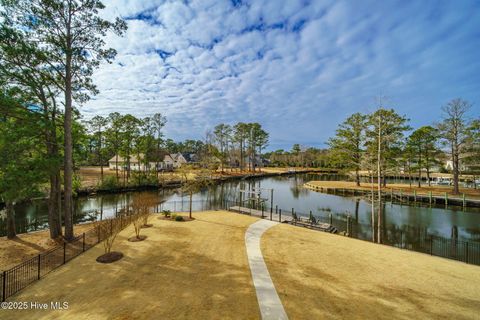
[6,201,16,239]
[48,172,62,239]
[427,167,431,186]
[453,145,460,194]
[64,53,74,241]
[355,168,360,186]
[189,192,193,219]
[377,113,382,244]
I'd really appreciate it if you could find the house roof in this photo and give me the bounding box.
[108,154,145,163]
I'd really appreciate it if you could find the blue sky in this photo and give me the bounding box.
[83,0,480,151]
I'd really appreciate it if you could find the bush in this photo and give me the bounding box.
[175,215,184,222]
[171,213,177,220]
[162,210,171,217]
[98,175,119,191]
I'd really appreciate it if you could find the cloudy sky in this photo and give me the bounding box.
[83,0,480,151]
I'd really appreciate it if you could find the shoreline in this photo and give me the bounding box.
[305,181,480,208]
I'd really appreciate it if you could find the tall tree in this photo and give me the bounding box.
[88,115,108,181]
[366,107,410,243]
[0,22,64,239]
[2,0,127,240]
[437,98,471,194]
[152,113,166,177]
[214,123,232,173]
[234,123,249,171]
[407,126,440,187]
[0,92,45,239]
[328,113,367,186]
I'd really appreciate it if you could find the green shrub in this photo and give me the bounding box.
[98,175,119,191]
[175,215,184,222]
[162,210,171,217]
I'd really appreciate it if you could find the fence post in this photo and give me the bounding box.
[63,242,67,264]
[347,215,351,236]
[2,270,5,302]
[430,236,433,255]
[37,254,41,280]
[270,208,272,221]
[275,205,278,214]
[445,192,448,206]
[329,213,333,225]
[465,242,469,264]
[261,206,264,218]
[279,209,282,222]
[83,233,86,252]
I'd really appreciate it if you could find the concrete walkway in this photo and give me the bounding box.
[245,220,288,320]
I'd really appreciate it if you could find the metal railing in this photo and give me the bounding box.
[1,214,135,302]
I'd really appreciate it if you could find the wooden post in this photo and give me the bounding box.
[463,193,466,208]
[429,191,432,205]
[329,213,333,225]
[37,254,41,280]
[465,242,469,264]
[279,209,282,222]
[347,215,351,236]
[445,192,448,206]
[63,242,67,264]
[2,270,6,302]
[275,205,278,214]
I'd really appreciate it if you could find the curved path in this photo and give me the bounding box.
[245,220,288,320]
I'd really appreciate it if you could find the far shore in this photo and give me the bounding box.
[305,180,480,200]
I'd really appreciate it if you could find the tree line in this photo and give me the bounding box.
[328,98,479,193]
[211,122,269,172]
[327,98,479,243]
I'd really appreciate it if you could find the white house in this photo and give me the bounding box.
[108,153,196,171]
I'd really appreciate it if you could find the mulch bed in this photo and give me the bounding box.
[157,216,195,222]
[96,251,124,263]
[128,235,148,242]
[141,224,153,228]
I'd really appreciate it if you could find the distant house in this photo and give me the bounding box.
[109,153,198,171]
[108,154,155,171]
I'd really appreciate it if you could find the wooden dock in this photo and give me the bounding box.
[304,183,480,208]
[228,206,337,233]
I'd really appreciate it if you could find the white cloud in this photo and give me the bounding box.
[84,0,480,150]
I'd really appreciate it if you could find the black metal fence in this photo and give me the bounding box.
[1,214,135,302]
[220,198,480,266]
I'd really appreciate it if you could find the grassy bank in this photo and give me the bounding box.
[3,210,480,319]
[77,166,334,193]
[262,223,480,320]
[2,211,259,320]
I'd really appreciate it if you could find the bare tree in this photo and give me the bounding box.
[437,98,472,194]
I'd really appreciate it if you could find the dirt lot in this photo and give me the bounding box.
[2,211,260,320]
[262,223,480,320]
[0,224,95,271]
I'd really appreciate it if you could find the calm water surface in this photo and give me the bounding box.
[3,174,480,242]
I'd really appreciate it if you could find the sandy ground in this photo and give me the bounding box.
[2,211,260,320]
[307,180,480,199]
[0,224,95,271]
[262,223,480,320]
